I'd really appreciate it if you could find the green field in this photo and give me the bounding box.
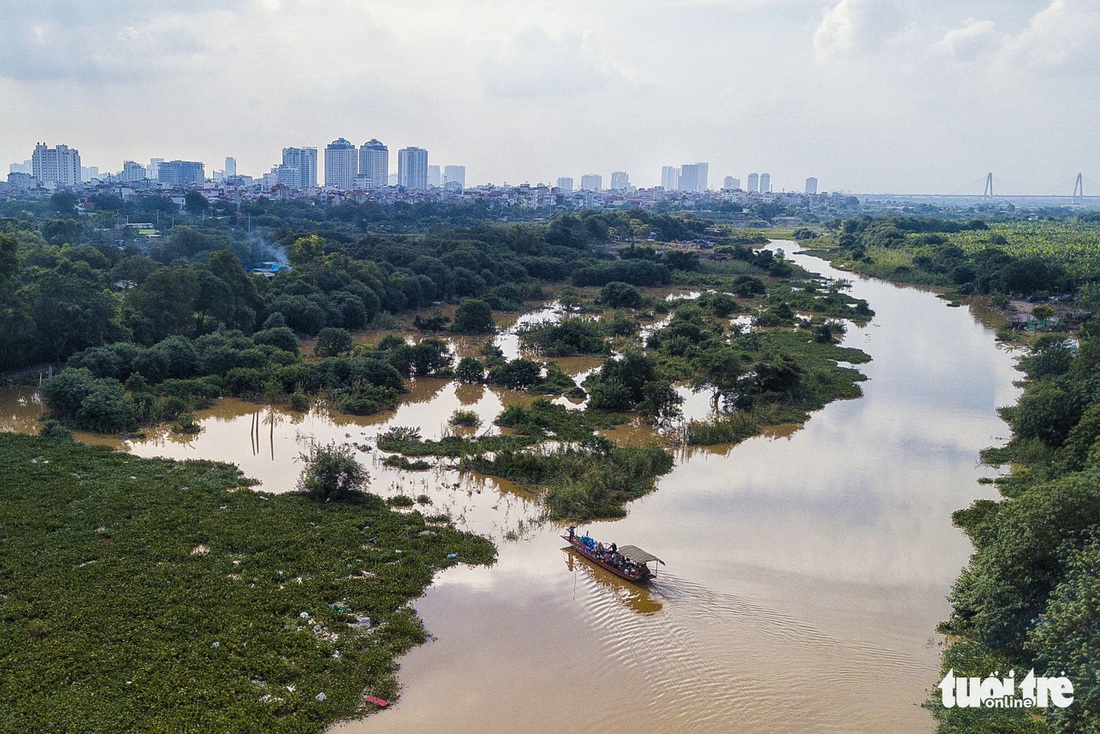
[0,432,494,733]
[949,221,1100,278]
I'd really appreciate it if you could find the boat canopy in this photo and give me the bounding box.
[617,545,664,565]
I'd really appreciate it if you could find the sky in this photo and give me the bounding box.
[1,0,1098,194]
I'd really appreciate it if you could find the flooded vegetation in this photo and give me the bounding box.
[1,243,1020,731]
[0,431,494,732]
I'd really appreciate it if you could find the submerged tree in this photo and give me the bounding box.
[296,440,369,502]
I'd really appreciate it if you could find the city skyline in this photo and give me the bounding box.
[19,138,823,195]
[1,2,1096,194]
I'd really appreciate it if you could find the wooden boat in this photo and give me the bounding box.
[561,530,664,583]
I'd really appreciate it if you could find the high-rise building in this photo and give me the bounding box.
[661,166,680,191]
[121,161,147,183]
[32,143,81,187]
[759,173,771,193]
[556,176,574,192]
[805,177,818,195]
[428,165,441,187]
[148,158,163,179]
[158,160,205,185]
[397,147,428,189]
[276,165,302,189]
[580,174,602,192]
[225,157,237,178]
[81,166,99,182]
[9,160,32,174]
[324,138,357,189]
[723,176,741,190]
[678,163,708,193]
[444,165,466,189]
[358,139,388,189]
[282,147,318,189]
[610,171,630,191]
[747,173,759,193]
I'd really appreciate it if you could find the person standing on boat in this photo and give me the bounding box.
[568,526,576,540]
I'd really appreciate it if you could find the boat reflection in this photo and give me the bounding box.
[562,548,663,615]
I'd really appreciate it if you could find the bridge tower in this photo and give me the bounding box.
[983,172,994,197]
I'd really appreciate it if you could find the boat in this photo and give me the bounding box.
[561,529,664,583]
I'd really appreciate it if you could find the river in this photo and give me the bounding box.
[0,243,1019,732]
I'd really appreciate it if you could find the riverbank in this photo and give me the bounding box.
[0,431,494,732]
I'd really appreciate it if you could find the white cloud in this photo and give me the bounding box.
[932,0,1100,70]
[813,0,909,60]
[1001,0,1100,69]
[480,27,633,98]
[935,18,1000,61]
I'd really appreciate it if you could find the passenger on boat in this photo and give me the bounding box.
[568,526,576,540]
[610,542,617,553]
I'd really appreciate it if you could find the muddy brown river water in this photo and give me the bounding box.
[0,243,1020,732]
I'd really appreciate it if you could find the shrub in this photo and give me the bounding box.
[451,299,495,334]
[170,413,201,434]
[252,326,299,355]
[315,327,354,357]
[296,440,369,502]
[456,356,485,383]
[381,456,432,471]
[449,410,481,428]
[38,420,72,439]
[288,392,310,412]
[336,385,399,416]
[600,281,643,309]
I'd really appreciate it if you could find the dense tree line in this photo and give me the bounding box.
[0,203,731,373]
[831,215,1074,296]
[935,325,1100,733]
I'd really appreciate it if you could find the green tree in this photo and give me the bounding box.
[451,299,495,334]
[204,250,258,331]
[288,234,325,266]
[558,286,582,312]
[48,192,78,215]
[31,269,125,361]
[296,441,369,502]
[125,266,199,343]
[1008,379,1084,448]
[193,270,235,332]
[456,356,485,383]
[252,326,299,355]
[184,191,210,215]
[600,281,643,309]
[41,219,82,246]
[0,233,18,284]
[314,327,354,357]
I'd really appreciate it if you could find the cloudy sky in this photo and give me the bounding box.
[2,0,1098,194]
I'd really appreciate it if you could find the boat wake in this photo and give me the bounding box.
[573,570,928,732]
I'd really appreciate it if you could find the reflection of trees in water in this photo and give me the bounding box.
[454,382,485,406]
[564,551,663,615]
[251,407,287,459]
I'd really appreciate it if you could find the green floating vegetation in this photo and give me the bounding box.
[0,432,493,733]
[379,401,671,522]
[448,410,481,428]
[685,412,759,445]
[381,455,432,471]
[500,444,674,521]
[377,427,535,458]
